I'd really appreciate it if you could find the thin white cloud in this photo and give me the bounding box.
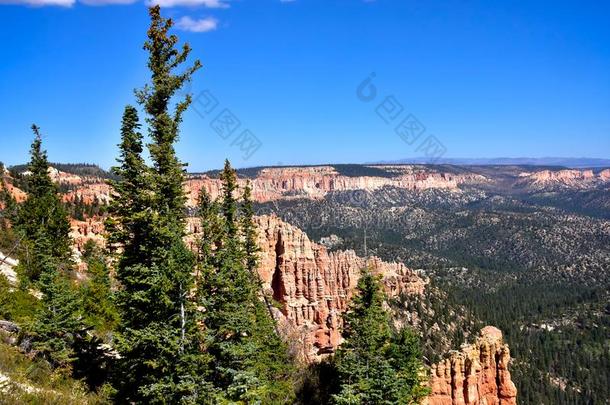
[147,0,228,8]
[80,0,138,4]
[0,0,75,6]
[175,15,218,32]
[1,0,229,7]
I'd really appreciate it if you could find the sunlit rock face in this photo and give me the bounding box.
[518,168,610,188]
[252,214,426,361]
[424,326,517,405]
[184,165,484,205]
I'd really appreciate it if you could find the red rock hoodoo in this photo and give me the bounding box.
[424,326,517,405]
[252,214,426,361]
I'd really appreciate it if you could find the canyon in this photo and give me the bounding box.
[9,165,610,210]
[2,213,518,404]
[252,214,426,361]
[71,213,427,361]
[0,164,542,403]
[4,165,484,206]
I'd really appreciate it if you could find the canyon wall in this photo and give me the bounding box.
[185,166,484,205]
[4,165,485,207]
[519,168,610,188]
[5,165,520,401]
[424,326,517,405]
[63,183,113,205]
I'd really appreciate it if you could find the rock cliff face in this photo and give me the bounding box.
[70,218,106,253]
[424,326,517,405]
[185,166,484,205]
[63,183,112,205]
[25,165,481,208]
[518,168,609,188]
[47,167,87,186]
[252,214,426,361]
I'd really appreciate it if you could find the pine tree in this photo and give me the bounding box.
[241,181,281,336]
[195,187,224,288]
[13,127,85,373]
[15,125,72,284]
[110,7,210,403]
[333,268,429,404]
[198,161,295,403]
[106,105,152,265]
[80,240,118,335]
[241,181,258,273]
[29,265,83,370]
[220,159,239,239]
[387,328,432,404]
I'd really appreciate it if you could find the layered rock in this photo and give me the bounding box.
[63,183,112,205]
[425,326,517,405]
[185,166,484,205]
[253,214,426,361]
[47,167,87,186]
[69,218,106,272]
[518,168,609,188]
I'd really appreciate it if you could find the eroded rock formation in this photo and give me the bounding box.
[63,183,112,205]
[66,212,429,360]
[185,166,484,205]
[0,181,26,203]
[518,168,609,188]
[424,326,517,405]
[252,214,426,361]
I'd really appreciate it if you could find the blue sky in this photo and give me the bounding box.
[0,0,608,171]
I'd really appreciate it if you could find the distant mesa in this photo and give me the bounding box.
[377,157,610,168]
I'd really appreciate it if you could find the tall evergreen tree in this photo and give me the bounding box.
[195,187,224,286]
[109,8,210,403]
[29,265,83,370]
[106,105,152,266]
[220,159,239,240]
[333,268,429,405]
[241,181,280,335]
[241,181,258,273]
[80,240,119,335]
[198,161,295,403]
[13,127,85,373]
[15,125,72,284]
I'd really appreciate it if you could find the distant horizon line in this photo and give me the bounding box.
[5,156,610,172]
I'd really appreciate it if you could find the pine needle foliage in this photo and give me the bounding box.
[15,125,72,285]
[197,160,296,404]
[333,268,429,404]
[108,7,211,403]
